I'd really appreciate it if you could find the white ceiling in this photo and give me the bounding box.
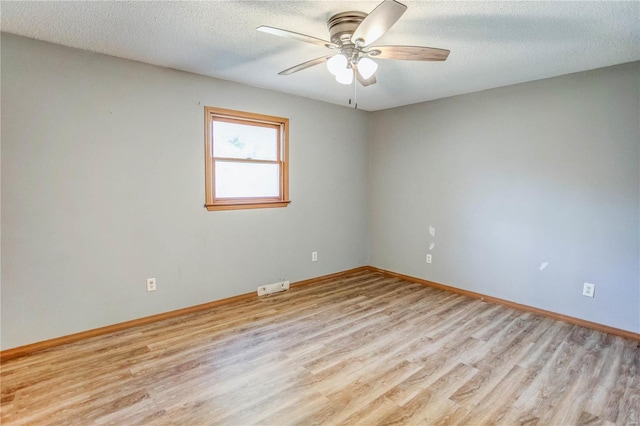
[1,1,638,111]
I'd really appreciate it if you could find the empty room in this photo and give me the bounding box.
[1,1,639,424]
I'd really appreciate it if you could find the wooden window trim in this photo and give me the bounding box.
[204,107,290,211]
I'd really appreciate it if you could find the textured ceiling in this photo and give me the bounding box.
[1,1,639,111]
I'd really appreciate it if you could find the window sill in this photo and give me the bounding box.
[205,200,291,211]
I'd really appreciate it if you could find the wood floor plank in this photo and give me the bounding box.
[336,393,399,425]
[322,360,421,424]
[457,364,537,425]
[2,269,638,425]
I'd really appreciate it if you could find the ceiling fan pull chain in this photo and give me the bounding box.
[353,74,358,109]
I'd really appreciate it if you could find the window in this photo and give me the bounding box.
[204,107,290,211]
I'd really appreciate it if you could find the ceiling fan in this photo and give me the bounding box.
[257,0,450,87]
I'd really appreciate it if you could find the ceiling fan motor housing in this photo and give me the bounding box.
[327,11,367,45]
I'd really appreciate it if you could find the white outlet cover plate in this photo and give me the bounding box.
[583,282,595,297]
[147,278,157,292]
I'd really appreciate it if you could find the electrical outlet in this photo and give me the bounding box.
[426,254,432,264]
[312,251,318,262]
[147,278,157,292]
[583,282,595,298]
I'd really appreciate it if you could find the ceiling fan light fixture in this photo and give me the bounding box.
[335,68,354,84]
[327,54,348,76]
[358,57,378,79]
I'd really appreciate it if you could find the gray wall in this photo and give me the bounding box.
[2,34,638,351]
[368,62,640,333]
[1,34,370,350]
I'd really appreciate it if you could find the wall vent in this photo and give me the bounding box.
[257,280,290,296]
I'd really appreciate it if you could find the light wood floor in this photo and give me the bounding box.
[1,270,639,425]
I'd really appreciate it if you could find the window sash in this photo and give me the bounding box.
[213,159,281,200]
[212,118,280,161]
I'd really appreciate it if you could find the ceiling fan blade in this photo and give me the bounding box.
[351,0,407,47]
[278,56,332,75]
[354,66,377,87]
[257,26,337,49]
[368,45,450,61]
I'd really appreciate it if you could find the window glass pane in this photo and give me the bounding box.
[213,121,278,160]
[215,161,280,198]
